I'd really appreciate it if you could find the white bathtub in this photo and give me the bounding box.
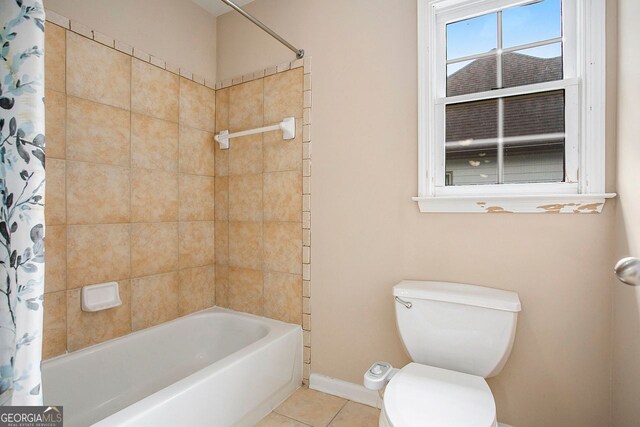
[42,307,302,426]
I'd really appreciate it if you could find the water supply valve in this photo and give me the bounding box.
[364,361,394,391]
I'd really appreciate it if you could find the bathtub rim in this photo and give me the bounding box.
[42,306,299,366]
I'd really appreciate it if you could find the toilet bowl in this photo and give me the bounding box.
[379,363,497,427]
[365,281,521,427]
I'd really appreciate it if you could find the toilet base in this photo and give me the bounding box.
[379,406,513,427]
[379,407,391,427]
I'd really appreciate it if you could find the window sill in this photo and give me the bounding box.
[412,193,616,213]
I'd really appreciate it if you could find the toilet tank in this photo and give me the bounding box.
[394,281,521,378]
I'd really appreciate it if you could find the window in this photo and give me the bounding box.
[415,0,615,213]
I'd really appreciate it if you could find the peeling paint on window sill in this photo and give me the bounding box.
[412,193,616,214]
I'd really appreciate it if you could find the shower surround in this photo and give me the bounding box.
[42,10,312,382]
[212,63,313,383]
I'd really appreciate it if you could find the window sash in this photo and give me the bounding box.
[432,0,577,192]
[436,79,580,180]
[436,78,579,105]
[434,83,579,189]
[434,0,572,30]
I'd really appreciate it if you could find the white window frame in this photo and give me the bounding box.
[414,0,615,213]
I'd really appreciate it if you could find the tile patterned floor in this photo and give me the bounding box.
[256,387,381,427]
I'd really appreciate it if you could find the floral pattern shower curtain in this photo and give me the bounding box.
[0,0,46,406]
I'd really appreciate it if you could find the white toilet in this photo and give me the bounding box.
[370,280,521,427]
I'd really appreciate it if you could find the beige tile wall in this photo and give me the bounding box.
[214,69,304,328]
[43,15,310,378]
[43,23,217,358]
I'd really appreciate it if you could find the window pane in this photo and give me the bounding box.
[503,90,565,137]
[446,99,498,143]
[503,43,563,88]
[446,99,498,186]
[502,0,562,49]
[446,13,497,60]
[447,56,497,96]
[504,139,565,183]
[502,90,565,184]
[446,147,498,186]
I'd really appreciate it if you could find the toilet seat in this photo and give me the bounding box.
[382,363,497,427]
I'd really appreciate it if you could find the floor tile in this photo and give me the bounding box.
[329,401,380,427]
[256,412,309,427]
[275,387,347,427]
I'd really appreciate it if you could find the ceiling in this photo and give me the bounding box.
[191,0,254,17]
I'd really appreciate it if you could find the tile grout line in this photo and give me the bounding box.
[63,220,216,227]
[62,20,70,357]
[210,88,216,310]
[66,91,205,133]
[270,411,313,426]
[63,157,213,178]
[66,94,215,138]
[326,399,350,426]
[225,92,242,302]
[216,59,305,90]
[301,65,312,382]
[261,79,266,317]
[176,75,182,315]
[224,94,230,310]
[128,52,134,333]
[301,68,308,372]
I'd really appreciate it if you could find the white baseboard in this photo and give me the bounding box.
[309,373,383,409]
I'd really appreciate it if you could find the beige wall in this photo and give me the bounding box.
[217,1,618,426]
[44,0,217,81]
[43,23,217,358]
[612,0,640,425]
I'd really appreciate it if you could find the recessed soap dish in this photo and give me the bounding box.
[81,282,122,312]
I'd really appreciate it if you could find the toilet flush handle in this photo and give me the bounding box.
[395,296,412,309]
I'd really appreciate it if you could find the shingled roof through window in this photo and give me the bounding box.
[445,52,564,151]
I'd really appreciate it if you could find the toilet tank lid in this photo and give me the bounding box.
[394,281,522,312]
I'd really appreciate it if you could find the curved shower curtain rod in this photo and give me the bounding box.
[220,0,304,59]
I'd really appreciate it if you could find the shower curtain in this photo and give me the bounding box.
[0,0,46,406]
